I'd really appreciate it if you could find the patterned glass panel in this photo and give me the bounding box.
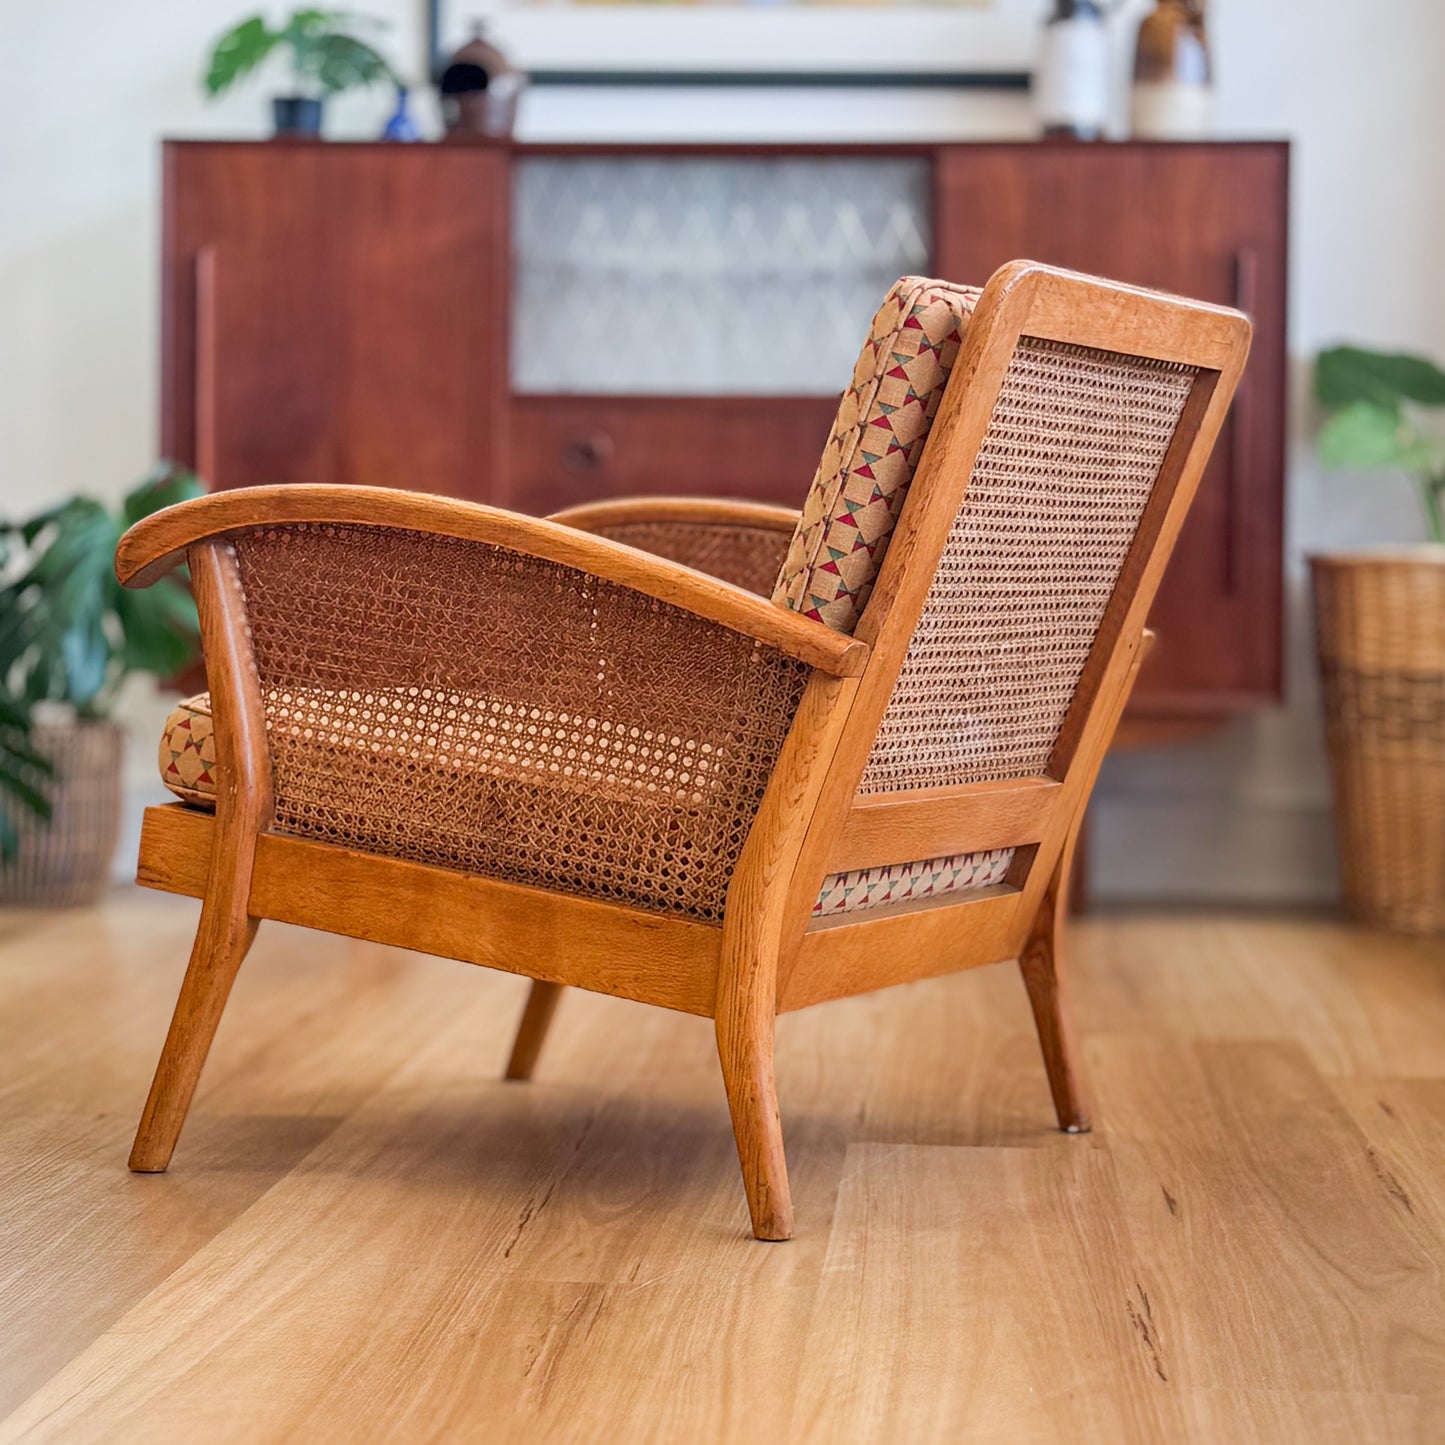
[513,157,931,396]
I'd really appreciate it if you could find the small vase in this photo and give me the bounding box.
[381,86,420,142]
[272,96,324,139]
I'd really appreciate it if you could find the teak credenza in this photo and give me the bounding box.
[160,138,1288,734]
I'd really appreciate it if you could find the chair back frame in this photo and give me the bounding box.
[727,261,1251,1010]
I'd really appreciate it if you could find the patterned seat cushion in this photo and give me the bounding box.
[159,694,218,805]
[771,275,982,635]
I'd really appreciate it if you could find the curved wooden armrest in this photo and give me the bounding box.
[551,496,801,535]
[115,485,866,678]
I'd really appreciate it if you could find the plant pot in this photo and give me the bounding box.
[272,96,324,138]
[0,716,124,907]
[1311,547,1445,934]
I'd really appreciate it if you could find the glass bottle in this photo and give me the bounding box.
[1036,0,1112,141]
[1131,0,1213,140]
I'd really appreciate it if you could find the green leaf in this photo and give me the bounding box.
[115,581,199,680]
[1319,400,1445,479]
[1319,401,1419,471]
[1316,346,1445,411]
[60,617,110,707]
[303,33,393,93]
[121,464,204,529]
[204,15,280,97]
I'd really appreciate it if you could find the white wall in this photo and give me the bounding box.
[3,1,1442,902]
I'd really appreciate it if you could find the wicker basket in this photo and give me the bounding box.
[0,717,124,907]
[1311,549,1445,934]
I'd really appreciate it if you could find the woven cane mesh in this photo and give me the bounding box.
[584,520,792,598]
[861,337,1195,794]
[229,524,809,922]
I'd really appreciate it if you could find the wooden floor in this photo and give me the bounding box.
[2,894,1444,1442]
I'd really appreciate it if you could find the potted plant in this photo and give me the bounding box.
[0,467,203,906]
[204,9,396,137]
[1312,345,1445,933]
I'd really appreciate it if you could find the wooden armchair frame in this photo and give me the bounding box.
[119,262,1249,1240]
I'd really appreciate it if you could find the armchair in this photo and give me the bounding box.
[122,262,1249,1239]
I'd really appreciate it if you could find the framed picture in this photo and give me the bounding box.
[429,0,1037,88]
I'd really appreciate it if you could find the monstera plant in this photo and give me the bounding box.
[1312,344,1445,935]
[204,9,397,136]
[0,467,202,902]
[1316,345,1445,542]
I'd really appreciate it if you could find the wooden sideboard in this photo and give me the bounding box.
[160,138,1288,729]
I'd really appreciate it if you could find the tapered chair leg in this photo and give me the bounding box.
[128,903,260,1172]
[504,980,565,1081]
[1018,839,1092,1134]
[715,1000,793,1241]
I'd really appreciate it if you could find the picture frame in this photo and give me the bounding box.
[428,1,1037,89]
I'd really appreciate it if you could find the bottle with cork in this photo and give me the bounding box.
[1131,0,1213,140]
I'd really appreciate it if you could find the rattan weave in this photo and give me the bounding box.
[1312,552,1445,934]
[860,337,1195,793]
[231,524,809,921]
[584,519,792,598]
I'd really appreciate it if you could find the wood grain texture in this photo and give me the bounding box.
[550,495,801,536]
[832,775,1062,872]
[128,545,272,1173]
[510,396,838,515]
[2,902,1444,1441]
[934,142,1289,711]
[115,484,867,677]
[161,141,511,501]
[137,804,723,1018]
[161,139,1288,728]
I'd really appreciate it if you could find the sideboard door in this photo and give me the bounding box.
[162,143,510,501]
[934,144,1288,713]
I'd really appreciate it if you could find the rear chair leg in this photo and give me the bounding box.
[1018,838,1092,1134]
[504,980,565,1081]
[129,903,259,1172]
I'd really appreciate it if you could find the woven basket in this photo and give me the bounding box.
[1311,549,1445,934]
[0,717,124,907]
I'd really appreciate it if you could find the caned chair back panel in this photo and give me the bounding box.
[784,263,1249,934]
[859,337,1197,794]
[224,522,810,923]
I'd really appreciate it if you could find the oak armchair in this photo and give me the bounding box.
[122,262,1249,1240]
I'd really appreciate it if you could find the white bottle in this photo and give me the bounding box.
[1035,0,1112,141]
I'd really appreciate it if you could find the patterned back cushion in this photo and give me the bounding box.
[771,276,982,634]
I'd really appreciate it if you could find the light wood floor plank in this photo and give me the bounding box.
[1090,1036,1445,1397]
[792,1141,1180,1444]
[2,898,1444,1442]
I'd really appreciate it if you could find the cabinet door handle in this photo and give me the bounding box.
[1226,247,1259,596]
[562,432,615,472]
[194,246,218,489]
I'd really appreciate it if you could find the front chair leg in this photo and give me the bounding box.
[129,902,259,1172]
[1018,836,1092,1134]
[504,980,565,1081]
[714,991,793,1242]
